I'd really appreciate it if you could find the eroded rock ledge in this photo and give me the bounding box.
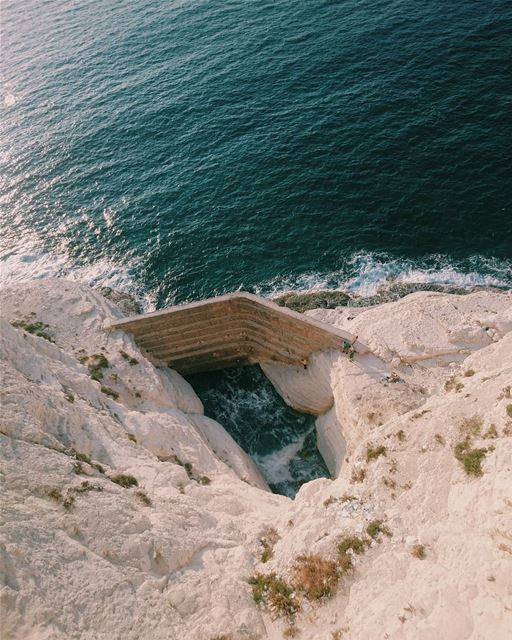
[1,280,511,640]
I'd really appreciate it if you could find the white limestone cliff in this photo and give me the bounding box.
[1,281,511,640]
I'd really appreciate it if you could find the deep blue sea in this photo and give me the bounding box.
[1,0,511,493]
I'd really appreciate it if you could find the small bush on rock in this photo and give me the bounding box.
[293,554,340,601]
[366,444,386,462]
[101,386,119,400]
[366,519,392,540]
[260,527,280,563]
[411,544,426,559]
[10,318,54,342]
[110,473,138,488]
[454,439,487,476]
[248,573,299,618]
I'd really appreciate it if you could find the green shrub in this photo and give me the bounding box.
[248,573,298,618]
[110,473,138,488]
[454,439,487,476]
[11,318,54,342]
[101,386,119,400]
[366,444,386,462]
[260,527,280,563]
[366,519,391,540]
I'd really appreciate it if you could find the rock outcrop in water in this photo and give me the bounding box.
[1,280,511,640]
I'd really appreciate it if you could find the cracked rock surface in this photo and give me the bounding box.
[1,282,511,640]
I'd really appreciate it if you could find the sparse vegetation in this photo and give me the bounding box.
[350,467,366,483]
[10,318,54,342]
[324,494,355,507]
[82,353,109,381]
[395,430,406,442]
[63,495,75,511]
[72,461,84,475]
[464,369,475,377]
[248,573,299,618]
[293,554,340,601]
[366,519,391,540]
[383,477,397,490]
[120,350,139,365]
[64,392,75,403]
[46,488,63,503]
[110,473,138,488]
[101,386,119,400]
[260,527,280,563]
[366,444,386,462]
[506,404,512,418]
[127,433,137,443]
[198,475,211,485]
[71,480,103,494]
[135,490,152,506]
[283,625,300,638]
[454,439,487,477]
[459,414,483,438]
[336,534,368,573]
[435,433,445,445]
[388,459,398,474]
[444,376,464,392]
[483,424,498,439]
[411,544,426,559]
[499,385,511,399]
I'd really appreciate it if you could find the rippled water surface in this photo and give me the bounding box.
[2,0,511,305]
[188,366,329,496]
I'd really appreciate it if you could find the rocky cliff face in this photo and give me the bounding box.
[1,281,511,640]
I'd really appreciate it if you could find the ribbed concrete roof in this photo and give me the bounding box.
[109,292,366,375]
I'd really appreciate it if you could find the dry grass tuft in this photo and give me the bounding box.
[395,430,406,442]
[459,414,483,438]
[444,376,464,392]
[483,424,498,439]
[135,490,152,506]
[366,444,386,462]
[350,467,366,483]
[249,573,299,618]
[293,554,340,601]
[260,527,280,563]
[411,544,426,559]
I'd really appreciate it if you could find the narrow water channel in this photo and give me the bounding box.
[187,365,329,497]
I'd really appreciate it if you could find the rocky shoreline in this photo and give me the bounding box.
[1,280,511,640]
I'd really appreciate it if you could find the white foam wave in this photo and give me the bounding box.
[257,251,512,299]
[253,432,308,486]
[0,244,155,311]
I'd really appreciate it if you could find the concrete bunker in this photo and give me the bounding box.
[110,292,367,493]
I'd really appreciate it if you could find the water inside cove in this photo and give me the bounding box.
[187,366,329,497]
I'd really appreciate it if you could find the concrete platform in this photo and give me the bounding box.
[109,292,365,375]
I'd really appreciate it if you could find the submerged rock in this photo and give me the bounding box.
[273,290,351,312]
[98,286,142,316]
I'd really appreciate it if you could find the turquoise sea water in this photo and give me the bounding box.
[2,0,511,493]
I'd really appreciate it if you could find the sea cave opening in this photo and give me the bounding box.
[187,365,329,497]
